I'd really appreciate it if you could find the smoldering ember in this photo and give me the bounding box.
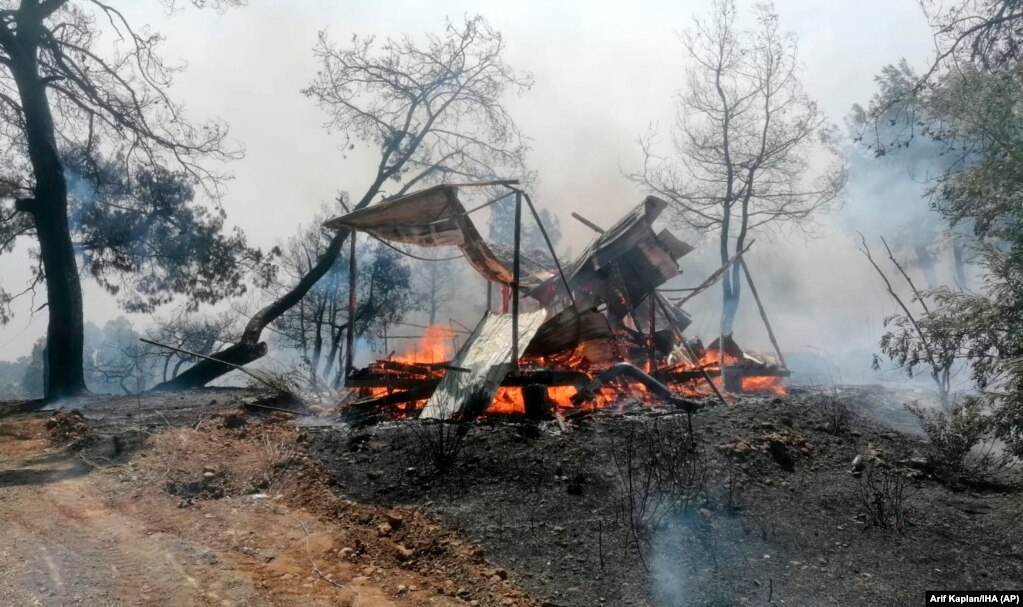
[0,3,1021,607]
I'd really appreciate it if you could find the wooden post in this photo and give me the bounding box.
[523,384,551,420]
[653,295,728,407]
[511,191,522,368]
[344,231,357,383]
[648,295,657,369]
[571,211,605,234]
[739,259,787,369]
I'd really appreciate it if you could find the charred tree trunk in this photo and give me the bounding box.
[719,204,741,338]
[153,228,349,390]
[321,320,346,382]
[310,300,326,382]
[155,174,387,391]
[8,19,87,400]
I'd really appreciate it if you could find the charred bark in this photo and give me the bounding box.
[6,7,88,400]
[156,194,369,390]
[151,341,268,391]
[153,15,528,391]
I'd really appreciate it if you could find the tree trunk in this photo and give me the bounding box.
[321,321,345,381]
[152,341,268,391]
[307,302,322,382]
[155,173,387,391]
[11,40,87,400]
[332,335,347,388]
[718,205,740,338]
[153,229,348,390]
[172,356,188,379]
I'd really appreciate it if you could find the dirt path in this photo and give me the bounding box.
[0,413,538,607]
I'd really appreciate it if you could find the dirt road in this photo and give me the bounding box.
[0,411,538,607]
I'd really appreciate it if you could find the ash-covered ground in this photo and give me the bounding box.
[3,385,1018,606]
[307,387,1023,607]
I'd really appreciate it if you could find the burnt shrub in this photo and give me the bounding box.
[809,383,851,435]
[610,415,709,563]
[856,463,915,534]
[406,420,468,477]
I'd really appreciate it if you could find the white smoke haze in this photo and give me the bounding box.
[0,0,949,397]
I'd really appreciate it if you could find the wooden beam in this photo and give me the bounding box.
[739,259,787,369]
[571,211,606,234]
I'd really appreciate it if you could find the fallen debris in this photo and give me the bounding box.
[46,410,92,449]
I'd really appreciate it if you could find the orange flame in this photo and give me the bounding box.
[357,324,786,418]
[391,325,455,364]
[741,375,786,395]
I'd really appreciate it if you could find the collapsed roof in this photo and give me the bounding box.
[322,184,551,289]
[323,187,694,309]
[324,184,705,419]
[528,196,694,309]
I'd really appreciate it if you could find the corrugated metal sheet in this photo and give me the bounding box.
[323,185,517,285]
[420,310,547,420]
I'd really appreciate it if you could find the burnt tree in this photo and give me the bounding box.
[0,0,241,399]
[159,14,531,390]
[627,0,844,338]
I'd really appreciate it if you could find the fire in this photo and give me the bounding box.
[490,387,525,415]
[741,375,786,395]
[547,385,580,408]
[391,325,455,364]
[356,325,458,414]
[488,384,621,416]
[352,323,787,419]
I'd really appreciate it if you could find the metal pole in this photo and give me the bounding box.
[652,295,728,406]
[344,230,357,382]
[511,191,522,368]
[739,259,788,369]
[648,294,657,370]
[516,189,577,309]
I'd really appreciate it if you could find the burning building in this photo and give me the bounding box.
[323,182,788,422]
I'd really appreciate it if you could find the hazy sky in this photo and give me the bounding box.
[0,0,938,365]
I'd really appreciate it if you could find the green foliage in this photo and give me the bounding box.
[65,153,275,314]
[905,399,1008,483]
[862,46,1023,456]
[920,69,1023,456]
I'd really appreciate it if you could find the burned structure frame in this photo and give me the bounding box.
[322,181,790,422]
